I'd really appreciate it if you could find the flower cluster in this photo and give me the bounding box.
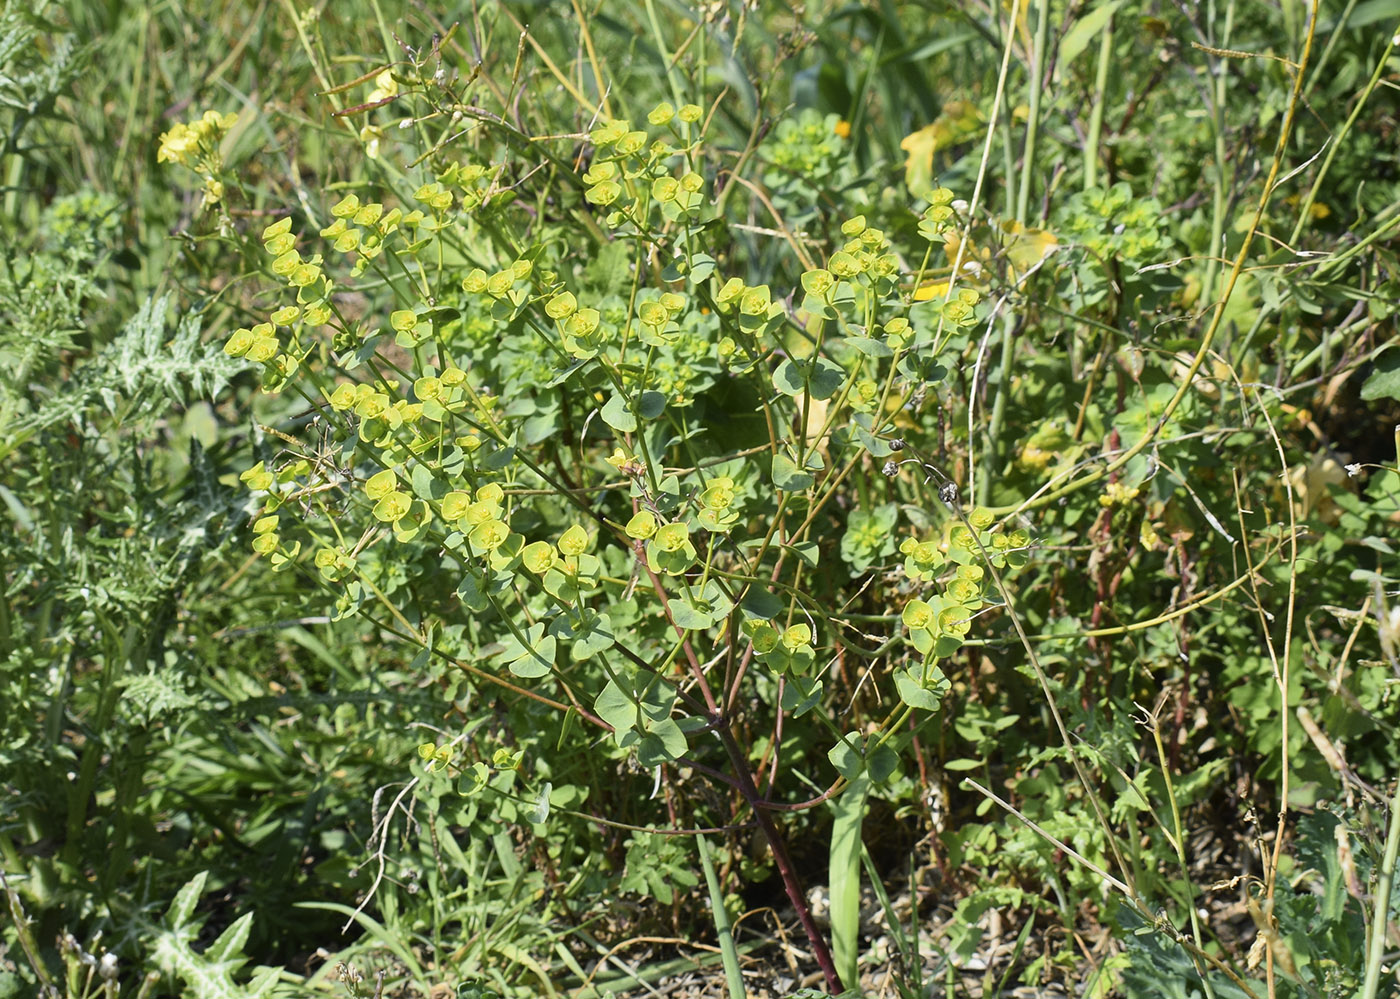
[238,459,311,572]
[157,109,238,209]
[764,108,849,183]
[624,512,696,576]
[900,509,1029,658]
[742,618,816,676]
[582,102,707,230]
[1056,182,1168,263]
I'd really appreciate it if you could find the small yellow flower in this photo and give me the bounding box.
[359,125,385,159]
[366,70,398,104]
[604,447,645,477]
[1098,482,1140,508]
[157,123,197,165]
[833,119,851,139]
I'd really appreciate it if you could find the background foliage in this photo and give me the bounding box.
[2,1,1399,998]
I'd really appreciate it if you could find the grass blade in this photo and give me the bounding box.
[830,773,871,990]
[697,832,745,999]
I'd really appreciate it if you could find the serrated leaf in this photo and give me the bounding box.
[168,872,209,927]
[247,966,281,997]
[206,912,254,963]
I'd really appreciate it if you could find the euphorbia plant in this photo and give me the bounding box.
[194,49,1028,992]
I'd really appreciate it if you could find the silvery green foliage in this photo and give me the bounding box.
[0,0,88,127]
[118,654,204,725]
[99,292,249,416]
[148,873,285,999]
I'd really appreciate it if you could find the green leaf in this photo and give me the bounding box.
[601,391,636,431]
[944,758,983,771]
[207,912,254,963]
[772,359,806,397]
[772,357,846,399]
[638,390,666,418]
[829,774,870,989]
[781,676,824,716]
[772,452,814,491]
[595,680,637,734]
[855,425,892,457]
[827,734,863,779]
[167,872,209,927]
[741,587,783,619]
[1348,0,1400,28]
[530,782,552,825]
[788,540,820,567]
[670,598,715,630]
[807,357,846,399]
[1058,0,1126,71]
[867,742,899,783]
[410,463,444,501]
[846,335,893,358]
[456,573,488,611]
[1361,349,1400,402]
[639,718,688,764]
[894,665,950,711]
[497,624,555,678]
[687,252,716,282]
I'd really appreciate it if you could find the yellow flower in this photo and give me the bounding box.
[366,69,398,104]
[604,447,645,477]
[359,125,385,159]
[157,123,197,165]
[1098,482,1140,508]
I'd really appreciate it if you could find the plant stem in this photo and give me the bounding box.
[712,717,841,990]
[1303,0,1359,99]
[1201,0,1237,307]
[1288,22,1399,247]
[1015,0,1051,223]
[983,0,1051,504]
[990,0,1319,519]
[1360,774,1400,999]
[1084,13,1113,189]
[0,869,54,995]
[979,309,1018,506]
[1153,710,1219,999]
